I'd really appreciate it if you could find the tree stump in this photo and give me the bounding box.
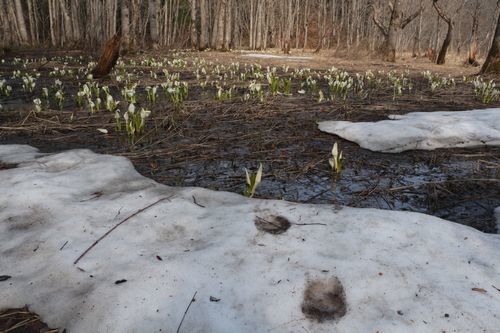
[92,34,121,78]
[283,41,291,55]
[426,48,437,62]
[466,43,480,67]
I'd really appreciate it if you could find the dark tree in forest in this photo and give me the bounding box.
[481,4,500,73]
[432,0,452,65]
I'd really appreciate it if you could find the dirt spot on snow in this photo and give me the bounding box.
[6,208,47,232]
[0,163,17,170]
[255,215,291,234]
[302,277,347,322]
[0,306,61,332]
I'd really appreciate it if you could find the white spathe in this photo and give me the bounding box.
[318,108,500,153]
[0,145,500,333]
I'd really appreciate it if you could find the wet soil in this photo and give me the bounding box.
[0,50,499,232]
[0,306,60,333]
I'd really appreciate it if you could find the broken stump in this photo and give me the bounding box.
[92,34,121,78]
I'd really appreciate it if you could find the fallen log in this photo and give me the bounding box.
[92,34,121,78]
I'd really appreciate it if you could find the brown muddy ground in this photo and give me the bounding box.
[0,306,60,333]
[0,49,499,232]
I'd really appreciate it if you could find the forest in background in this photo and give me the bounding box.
[0,0,499,64]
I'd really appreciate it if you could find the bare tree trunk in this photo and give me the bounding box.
[482,8,500,74]
[293,0,300,49]
[199,0,208,49]
[215,0,225,49]
[121,0,130,50]
[433,0,452,65]
[130,0,140,48]
[385,1,399,61]
[13,0,29,44]
[433,13,440,54]
[255,0,262,50]
[172,0,180,46]
[315,1,322,52]
[232,4,240,48]
[70,0,81,42]
[373,0,421,62]
[0,0,13,48]
[437,21,452,64]
[26,0,36,44]
[263,0,270,49]
[249,0,254,49]
[303,0,308,50]
[189,0,198,48]
[149,0,159,48]
[223,0,232,50]
[210,0,219,48]
[337,1,344,50]
[48,0,58,46]
[467,0,480,65]
[412,12,422,57]
[59,0,73,45]
[282,0,293,54]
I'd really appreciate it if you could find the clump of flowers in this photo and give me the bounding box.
[145,85,158,104]
[215,84,233,101]
[76,84,92,108]
[161,81,188,109]
[472,77,499,104]
[422,71,455,93]
[22,75,36,93]
[0,79,12,96]
[302,75,318,93]
[387,72,412,100]
[247,80,264,101]
[11,70,21,79]
[281,77,292,96]
[121,83,137,104]
[117,103,152,143]
[325,71,353,100]
[267,72,280,96]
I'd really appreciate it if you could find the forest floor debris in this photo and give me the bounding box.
[0,51,499,232]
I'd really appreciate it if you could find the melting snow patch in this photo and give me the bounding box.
[318,108,500,153]
[1,145,500,332]
[242,53,313,61]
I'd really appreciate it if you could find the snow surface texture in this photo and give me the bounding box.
[318,108,500,153]
[1,145,500,333]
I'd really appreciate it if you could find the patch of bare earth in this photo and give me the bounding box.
[0,307,60,333]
